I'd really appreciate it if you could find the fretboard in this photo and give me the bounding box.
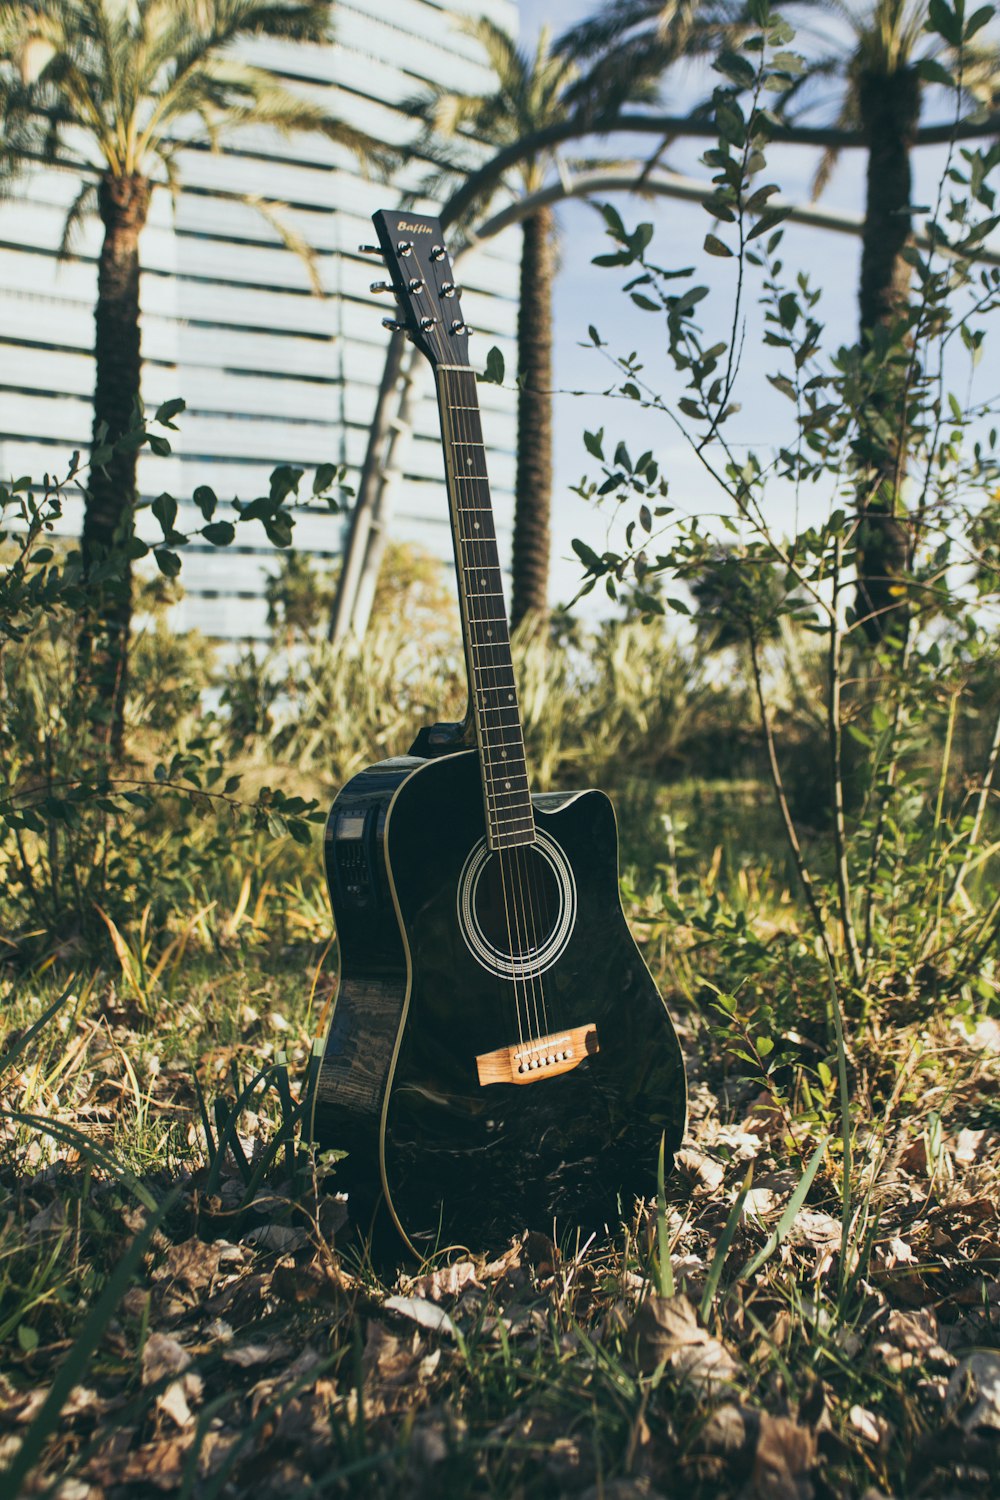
[436,365,535,850]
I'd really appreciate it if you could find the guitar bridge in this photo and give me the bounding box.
[476,1024,599,1087]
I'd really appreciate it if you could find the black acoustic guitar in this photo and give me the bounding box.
[310,209,687,1256]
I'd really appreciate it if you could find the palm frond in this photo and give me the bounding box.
[242,192,324,295]
[57,174,99,258]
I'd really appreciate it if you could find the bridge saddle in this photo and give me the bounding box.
[476,1024,599,1087]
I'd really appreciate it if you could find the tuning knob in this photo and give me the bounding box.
[419,316,438,330]
[440,282,462,298]
[382,317,404,332]
[450,320,468,335]
[370,281,395,295]
[430,245,447,261]
[358,243,383,257]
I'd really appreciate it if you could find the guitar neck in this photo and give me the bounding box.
[436,364,535,851]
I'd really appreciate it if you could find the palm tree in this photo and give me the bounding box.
[562,0,998,643]
[410,22,671,631]
[777,0,999,642]
[0,0,384,752]
[557,0,747,118]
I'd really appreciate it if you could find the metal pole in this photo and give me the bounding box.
[328,327,406,643]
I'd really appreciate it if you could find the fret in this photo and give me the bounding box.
[484,790,531,810]
[493,828,537,849]
[481,744,529,764]
[484,790,532,812]
[481,761,529,781]
[477,719,523,737]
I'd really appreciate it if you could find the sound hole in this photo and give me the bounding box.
[458,831,578,980]
[474,846,562,958]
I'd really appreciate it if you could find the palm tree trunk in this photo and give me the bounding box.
[81,171,151,756]
[510,205,554,631]
[854,69,920,645]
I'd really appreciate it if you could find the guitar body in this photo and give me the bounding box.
[313,749,686,1256]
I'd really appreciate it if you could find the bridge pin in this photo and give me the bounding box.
[546,1055,555,1065]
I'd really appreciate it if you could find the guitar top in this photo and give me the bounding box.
[310,209,687,1258]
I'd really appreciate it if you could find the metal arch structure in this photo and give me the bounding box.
[441,109,1000,231]
[330,158,1000,644]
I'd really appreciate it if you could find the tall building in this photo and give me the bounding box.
[0,0,520,640]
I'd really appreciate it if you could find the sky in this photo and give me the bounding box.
[513,0,1000,613]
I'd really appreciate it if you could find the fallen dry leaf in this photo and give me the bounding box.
[383,1294,457,1338]
[848,1404,892,1451]
[947,1351,1000,1432]
[676,1146,726,1195]
[408,1259,481,1303]
[222,1339,295,1368]
[141,1332,191,1386]
[872,1308,956,1373]
[751,1411,816,1500]
[627,1294,742,1394]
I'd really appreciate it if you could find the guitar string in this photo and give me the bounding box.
[451,366,550,1046]
[448,365,547,1046]
[445,365,530,1048]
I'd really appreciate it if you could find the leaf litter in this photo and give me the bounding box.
[2,968,1000,1496]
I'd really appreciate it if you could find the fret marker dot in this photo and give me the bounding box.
[507,693,514,702]
[474,521,480,530]
[501,750,507,758]
[480,577,486,586]
[505,780,511,789]
[487,628,493,638]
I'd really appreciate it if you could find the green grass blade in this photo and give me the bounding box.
[655,1132,674,1298]
[0,978,79,1074]
[204,1065,279,1195]
[738,1133,829,1283]
[700,1163,753,1324]
[2,1109,158,1210]
[825,959,853,1304]
[1,1188,179,1495]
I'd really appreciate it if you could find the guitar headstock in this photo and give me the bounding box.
[367,209,469,369]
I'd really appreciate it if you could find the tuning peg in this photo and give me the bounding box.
[430,245,447,261]
[358,243,383,257]
[440,282,461,298]
[449,320,468,335]
[407,277,424,293]
[382,317,405,332]
[370,280,395,295]
[419,316,438,330]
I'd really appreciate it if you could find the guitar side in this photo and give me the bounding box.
[309,755,421,1241]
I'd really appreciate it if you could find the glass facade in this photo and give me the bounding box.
[0,0,520,639]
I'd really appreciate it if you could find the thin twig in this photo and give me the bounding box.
[748,622,836,971]
[945,695,1000,905]
[828,538,864,984]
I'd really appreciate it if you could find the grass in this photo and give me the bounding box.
[2,834,999,1499]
